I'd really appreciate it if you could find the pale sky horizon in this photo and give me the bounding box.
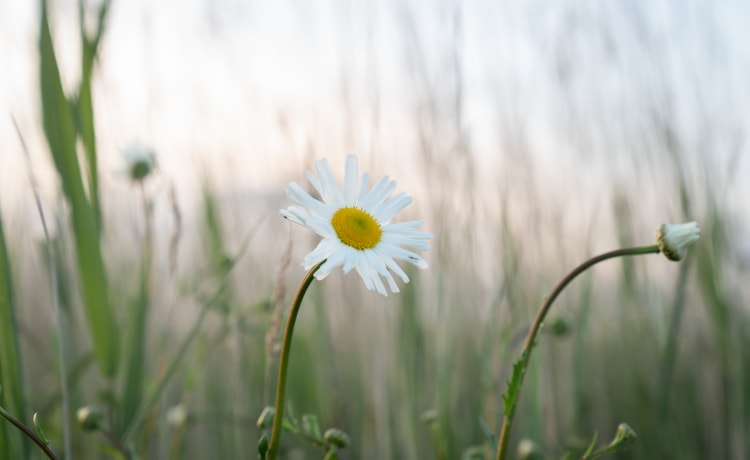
[1,0,749,254]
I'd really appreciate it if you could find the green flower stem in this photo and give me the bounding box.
[495,245,660,460]
[267,261,324,460]
[0,406,58,460]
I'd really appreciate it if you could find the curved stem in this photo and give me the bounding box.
[0,406,58,460]
[267,262,324,460]
[495,245,660,460]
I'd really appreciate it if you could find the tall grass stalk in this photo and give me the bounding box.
[0,213,30,459]
[39,0,119,378]
[15,116,72,458]
[120,183,154,434]
[122,270,236,445]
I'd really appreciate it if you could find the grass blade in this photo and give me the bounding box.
[0,214,31,458]
[39,0,119,377]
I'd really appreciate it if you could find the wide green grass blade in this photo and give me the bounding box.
[39,0,119,377]
[0,214,31,458]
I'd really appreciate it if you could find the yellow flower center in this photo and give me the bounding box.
[331,207,382,250]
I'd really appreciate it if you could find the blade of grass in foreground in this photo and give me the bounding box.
[39,0,119,377]
[0,213,34,459]
[0,213,31,458]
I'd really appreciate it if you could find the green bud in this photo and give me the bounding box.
[257,406,275,429]
[548,314,572,337]
[324,428,351,449]
[610,423,637,448]
[123,145,156,182]
[258,434,269,457]
[76,406,103,432]
[420,409,438,425]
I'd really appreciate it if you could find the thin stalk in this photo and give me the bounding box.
[0,406,58,460]
[122,273,231,444]
[15,116,71,458]
[267,261,324,460]
[495,245,660,460]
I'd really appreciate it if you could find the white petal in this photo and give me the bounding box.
[306,170,323,197]
[315,158,344,208]
[372,193,412,224]
[285,182,331,218]
[360,176,395,211]
[280,208,304,226]
[382,257,410,283]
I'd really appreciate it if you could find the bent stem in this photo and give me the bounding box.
[495,245,660,460]
[267,261,325,460]
[0,406,58,460]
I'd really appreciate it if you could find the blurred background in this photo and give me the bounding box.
[1,0,749,459]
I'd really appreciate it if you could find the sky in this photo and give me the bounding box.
[1,0,749,246]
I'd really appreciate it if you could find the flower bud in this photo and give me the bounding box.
[166,404,188,427]
[656,222,700,261]
[324,428,351,448]
[76,406,103,432]
[256,406,275,429]
[420,409,438,425]
[548,314,572,338]
[610,423,637,448]
[258,434,269,457]
[123,144,156,182]
[516,438,543,460]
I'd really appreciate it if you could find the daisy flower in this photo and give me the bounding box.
[280,155,433,295]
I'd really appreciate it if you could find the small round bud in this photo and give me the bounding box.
[656,222,700,261]
[165,404,188,427]
[258,434,269,456]
[76,406,103,432]
[324,428,351,448]
[516,438,543,460]
[257,407,275,429]
[420,409,438,425]
[548,314,572,338]
[123,144,156,182]
[611,423,637,447]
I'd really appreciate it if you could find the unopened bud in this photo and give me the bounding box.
[420,409,438,425]
[548,314,572,338]
[123,144,156,182]
[324,428,350,448]
[657,222,700,261]
[258,434,269,457]
[610,423,637,448]
[256,406,275,429]
[516,438,543,460]
[76,406,103,432]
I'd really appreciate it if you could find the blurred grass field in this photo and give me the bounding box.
[2,1,750,459]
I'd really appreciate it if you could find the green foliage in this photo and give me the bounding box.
[502,350,528,418]
[0,214,30,458]
[39,0,119,377]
